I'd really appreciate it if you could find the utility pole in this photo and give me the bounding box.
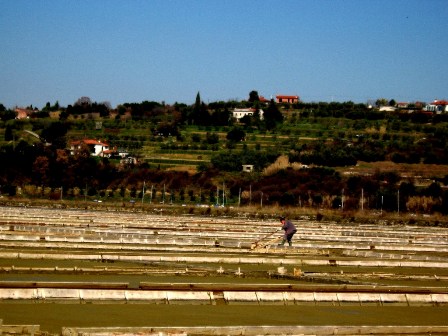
[361,188,364,211]
[141,181,145,204]
[216,186,219,206]
[222,182,225,207]
[249,185,252,206]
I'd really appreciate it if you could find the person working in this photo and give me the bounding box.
[279,216,297,246]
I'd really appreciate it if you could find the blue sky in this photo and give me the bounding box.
[1,0,448,108]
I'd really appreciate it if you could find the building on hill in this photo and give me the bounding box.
[379,106,397,112]
[395,101,425,113]
[232,108,264,120]
[414,101,425,109]
[396,102,409,108]
[15,108,36,119]
[70,139,110,157]
[424,100,448,114]
[103,147,129,159]
[242,164,254,173]
[275,95,299,104]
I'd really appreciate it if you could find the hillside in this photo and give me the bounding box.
[1,100,448,214]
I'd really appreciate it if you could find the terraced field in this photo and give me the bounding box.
[0,206,448,335]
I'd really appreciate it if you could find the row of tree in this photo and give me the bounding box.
[1,91,439,126]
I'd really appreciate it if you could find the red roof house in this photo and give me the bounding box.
[70,139,110,157]
[425,100,448,114]
[275,95,299,104]
[15,108,33,119]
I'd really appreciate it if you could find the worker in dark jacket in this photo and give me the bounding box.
[279,216,297,246]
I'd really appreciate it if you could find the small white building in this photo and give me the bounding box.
[233,108,264,120]
[70,139,110,157]
[242,164,254,173]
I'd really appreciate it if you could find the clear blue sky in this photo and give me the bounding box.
[1,0,448,109]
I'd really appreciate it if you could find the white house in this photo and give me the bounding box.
[232,108,264,120]
[70,139,110,157]
[424,100,448,114]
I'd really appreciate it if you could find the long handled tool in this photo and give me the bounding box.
[251,229,282,250]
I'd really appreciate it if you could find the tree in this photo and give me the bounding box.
[252,101,262,124]
[248,90,260,103]
[155,122,179,137]
[41,121,68,149]
[32,156,50,188]
[195,92,201,107]
[4,125,13,141]
[226,126,245,142]
[53,149,70,188]
[279,192,295,206]
[42,101,61,112]
[190,92,210,125]
[205,132,219,144]
[239,114,252,126]
[75,96,92,106]
[59,110,68,121]
[94,102,110,118]
[210,107,231,126]
[43,102,51,112]
[425,182,442,198]
[191,133,201,142]
[211,152,243,171]
[263,99,283,130]
[375,98,388,107]
[0,107,16,121]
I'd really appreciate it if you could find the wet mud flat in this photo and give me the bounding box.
[0,206,448,335]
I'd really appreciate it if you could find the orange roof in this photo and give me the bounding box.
[432,100,448,105]
[276,95,299,99]
[15,108,33,119]
[71,139,109,146]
